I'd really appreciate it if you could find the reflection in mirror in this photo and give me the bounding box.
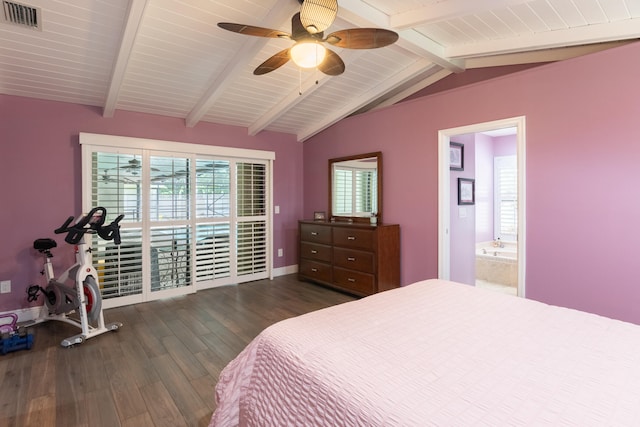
[329,152,382,223]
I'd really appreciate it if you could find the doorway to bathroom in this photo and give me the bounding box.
[437,117,526,297]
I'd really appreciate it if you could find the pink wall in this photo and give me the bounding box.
[303,41,640,324]
[0,95,302,312]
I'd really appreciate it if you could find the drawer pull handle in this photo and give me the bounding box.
[311,268,318,272]
[347,278,356,282]
[347,257,356,261]
[347,236,356,240]
[311,232,318,236]
[311,250,318,254]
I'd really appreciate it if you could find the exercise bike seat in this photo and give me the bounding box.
[33,238,57,251]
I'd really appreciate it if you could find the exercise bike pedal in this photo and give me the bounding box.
[61,335,84,348]
[106,322,123,331]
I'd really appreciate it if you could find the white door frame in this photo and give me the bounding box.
[437,116,527,296]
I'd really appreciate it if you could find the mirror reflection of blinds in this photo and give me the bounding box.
[494,156,517,240]
[333,167,377,215]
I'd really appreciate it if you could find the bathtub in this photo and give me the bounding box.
[476,241,518,287]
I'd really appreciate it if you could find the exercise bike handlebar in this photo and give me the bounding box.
[98,214,125,245]
[54,216,75,235]
[54,207,124,245]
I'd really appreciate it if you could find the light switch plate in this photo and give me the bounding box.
[0,280,10,294]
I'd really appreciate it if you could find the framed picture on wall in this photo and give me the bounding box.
[458,178,475,205]
[449,142,464,171]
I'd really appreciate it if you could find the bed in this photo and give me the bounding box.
[209,279,640,426]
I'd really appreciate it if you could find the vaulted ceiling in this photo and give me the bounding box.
[1,0,638,141]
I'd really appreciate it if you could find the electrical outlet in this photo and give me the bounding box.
[0,280,11,294]
[277,248,283,257]
[274,205,280,214]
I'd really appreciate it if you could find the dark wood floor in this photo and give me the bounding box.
[0,275,355,427]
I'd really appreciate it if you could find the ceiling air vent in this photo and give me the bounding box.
[2,1,41,30]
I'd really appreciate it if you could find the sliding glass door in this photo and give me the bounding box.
[81,134,272,308]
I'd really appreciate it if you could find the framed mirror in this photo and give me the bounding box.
[329,152,382,223]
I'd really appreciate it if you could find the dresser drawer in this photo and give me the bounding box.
[333,267,375,295]
[300,223,332,245]
[300,242,332,262]
[332,227,374,250]
[333,247,374,273]
[299,259,332,283]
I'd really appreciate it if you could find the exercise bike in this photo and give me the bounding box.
[25,207,124,347]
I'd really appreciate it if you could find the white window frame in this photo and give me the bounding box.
[80,133,275,308]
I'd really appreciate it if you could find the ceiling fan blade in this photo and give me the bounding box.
[325,28,399,49]
[218,22,291,39]
[318,48,344,76]
[254,48,292,75]
[300,0,338,34]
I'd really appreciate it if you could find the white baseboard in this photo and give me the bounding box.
[272,264,298,277]
[4,266,299,320]
[1,306,44,325]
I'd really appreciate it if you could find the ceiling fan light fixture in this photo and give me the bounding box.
[290,41,327,68]
[300,0,338,34]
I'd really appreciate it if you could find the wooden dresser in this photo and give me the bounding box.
[298,220,400,296]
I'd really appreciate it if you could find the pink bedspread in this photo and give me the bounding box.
[210,279,640,426]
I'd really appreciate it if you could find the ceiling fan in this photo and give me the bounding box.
[100,169,136,184]
[218,0,399,76]
[119,158,143,174]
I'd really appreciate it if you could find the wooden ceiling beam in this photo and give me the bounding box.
[185,0,297,128]
[103,0,149,118]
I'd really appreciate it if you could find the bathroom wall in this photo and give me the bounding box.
[449,133,476,285]
[475,134,495,244]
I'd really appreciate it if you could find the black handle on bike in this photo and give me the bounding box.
[54,216,75,234]
[73,207,106,230]
[52,208,124,245]
[97,214,125,245]
[58,207,108,245]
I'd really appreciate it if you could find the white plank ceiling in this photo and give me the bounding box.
[1,0,639,141]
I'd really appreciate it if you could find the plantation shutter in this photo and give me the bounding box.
[333,169,352,215]
[333,167,376,216]
[195,160,231,282]
[236,162,267,277]
[90,151,144,299]
[494,156,517,241]
[81,133,273,308]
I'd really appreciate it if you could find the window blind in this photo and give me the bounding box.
[83,134,272,307]
[494,156,517,241]
[333,167,376,215]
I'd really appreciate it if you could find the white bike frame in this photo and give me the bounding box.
[29,223,121,347]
